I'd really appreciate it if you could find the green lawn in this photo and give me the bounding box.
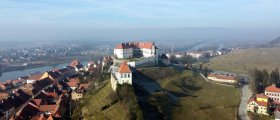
[203,47,280,73]
[140,67,240,120]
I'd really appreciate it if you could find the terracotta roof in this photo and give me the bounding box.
[256,94,268,99]
[255,101,268,107]
[66,82,78,88]
[119,62,131,73]
[208,73,216,77]
[47,92,58,98]
[38,105,57,112]
[265,85,280,93]
[79,83,90,89]
[28,73,44,80]
[207,74,235,80]
[115,42,154,49]
[248,97,255,104]
[69,60,81,66]
[30,99,42,106]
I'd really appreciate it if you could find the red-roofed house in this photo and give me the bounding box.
[114,42,157,59]
[265,84,280,102]
[115,62,132,85]
[38,105,58,116]
[207,73,236,83]
[247,94,269,115]
[27,72,49,84]
[66,82,78,90]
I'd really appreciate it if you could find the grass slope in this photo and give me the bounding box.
[139,67,240,120]
[76,81,127,120]
[203,47,280,73]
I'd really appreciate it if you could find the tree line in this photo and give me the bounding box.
[249,68,280,93]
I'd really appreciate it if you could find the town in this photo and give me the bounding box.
[0,40,280,120]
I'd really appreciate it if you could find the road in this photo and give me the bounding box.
[238,84,252,120]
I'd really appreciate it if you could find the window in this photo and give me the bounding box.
[128,74,130,78]
[125,74,127,78]
[121,74,123,78]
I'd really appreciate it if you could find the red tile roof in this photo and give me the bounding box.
[119,62,131,73]
[207,73,235,80]
[69,60,81,67]
[66,82,78,88]
[255,101,268,107]
[28,73,44,80]
[256,94,268,99]
[47,92,58,98]
[79,83,90,90]
[38,105,58,112]
[265,85,280,93]
[115,42,154,49]
[30,99,42,106]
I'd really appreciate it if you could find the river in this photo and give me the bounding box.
[0,61,88,82]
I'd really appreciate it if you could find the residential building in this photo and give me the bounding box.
[265,85,280,102]
[114,62,132,85]
[186,51,204,59]
[247,94,269,115]
[26,72,48,84]
[71,91,83,100]
[207,73,236,83]
[114,42,157,59]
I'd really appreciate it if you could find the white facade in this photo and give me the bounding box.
[114,48,133,59]
[114,42,157,59]
[186,52,204,59]
[207,77,236,83]
[247,101,268,115]
[115,72,132,85]
[265,91,280,102]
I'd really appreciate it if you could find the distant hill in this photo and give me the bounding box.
[268,37,280,47]
[261,37,280,47]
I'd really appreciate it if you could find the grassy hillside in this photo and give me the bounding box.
[203,47,280,73]
[72,80,143,120]
[139,67,240,120]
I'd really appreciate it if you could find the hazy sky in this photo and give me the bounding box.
[0,0,280,42]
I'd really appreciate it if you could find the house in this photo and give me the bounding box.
[0,99,15,120]
[69,60,84,72]
[114,42,157,59]
[71,91,83,100]
[265,85,280,102]
[0,83,13,91]
[247,94,269,115]
[66,81,78,90]
[207,73,236,83]
[186,51,204,59]
[0,93,8,100]
[114,62,132,85]
[26,72,48,84]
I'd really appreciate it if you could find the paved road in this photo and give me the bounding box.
[238,85,252,120]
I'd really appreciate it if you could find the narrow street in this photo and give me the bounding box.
[238,85,252,120]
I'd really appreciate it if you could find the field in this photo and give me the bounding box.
[139,67,240,120]
[203,47,280,73]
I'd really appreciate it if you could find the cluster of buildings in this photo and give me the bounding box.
[247,85,280,119]
[0,44,84,72]
[207,73,236,83]
[0,60,92,120]
[111,42,159,91]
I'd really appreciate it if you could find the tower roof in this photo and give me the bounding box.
[119,62,131,73]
